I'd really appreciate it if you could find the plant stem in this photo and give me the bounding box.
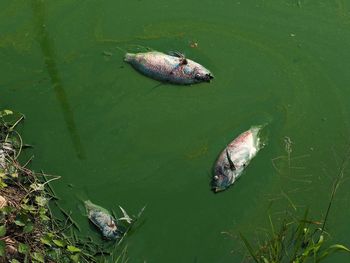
[321,143,350,233]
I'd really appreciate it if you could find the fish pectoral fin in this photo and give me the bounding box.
[226,149,236,171]
[168,51,185,59]
[107,221,116,228]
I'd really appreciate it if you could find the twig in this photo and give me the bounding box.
[22,155,34,168]
[9,114,24,131]
[13,130,23,160]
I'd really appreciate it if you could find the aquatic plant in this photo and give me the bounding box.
[240,210,350,263]
[240,137,350,263]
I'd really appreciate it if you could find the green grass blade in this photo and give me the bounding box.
[240,232,260,263]
[316,244,350,262]
[291,208,309,260]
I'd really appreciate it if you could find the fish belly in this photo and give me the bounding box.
[129,52,194,84]
[228,130,259,166]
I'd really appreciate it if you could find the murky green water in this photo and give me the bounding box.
[2,0,350,262]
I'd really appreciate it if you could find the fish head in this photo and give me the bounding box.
[212,166,235,192]
[194,68,214,82]
[191,65,214,83]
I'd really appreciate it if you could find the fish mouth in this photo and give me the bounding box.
[205,73,214,82]
[195,73,214,82]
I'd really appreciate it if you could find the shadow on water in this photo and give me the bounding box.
[30,0,86,159]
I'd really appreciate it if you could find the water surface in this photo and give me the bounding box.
[1,0,350,262]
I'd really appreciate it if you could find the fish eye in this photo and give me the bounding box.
[195,73,201,79]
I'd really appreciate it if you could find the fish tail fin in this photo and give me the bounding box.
[119,206,133,224]
[124,53,135,62]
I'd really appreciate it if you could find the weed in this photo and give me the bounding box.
[240,137,350,263]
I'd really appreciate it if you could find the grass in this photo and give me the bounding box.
[240,209,350,263]
[240,137,350,263]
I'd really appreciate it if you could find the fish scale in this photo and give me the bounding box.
[124,51,214,85]
[212,126,263,192]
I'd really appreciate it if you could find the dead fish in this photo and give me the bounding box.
[84,200,132,240]
[124,51,214,84]
[212,126,264,192]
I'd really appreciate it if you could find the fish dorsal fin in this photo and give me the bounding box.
[168,51,185,58]
[226,149,236,171]
[180,58,188,65]
[168,51,188,65]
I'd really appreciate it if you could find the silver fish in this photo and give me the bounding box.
[124,51,213,84]
[212,126,263,192]
[84,200,122,240]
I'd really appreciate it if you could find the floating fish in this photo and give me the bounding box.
[212,126,264,192]
[84,200,131,240]
[124,51,213,84]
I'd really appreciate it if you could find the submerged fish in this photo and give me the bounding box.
[85,200,130,240]
[212,126,264,192]
[124,51,214,84]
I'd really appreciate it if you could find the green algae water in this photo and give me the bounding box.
[1,0,350,262]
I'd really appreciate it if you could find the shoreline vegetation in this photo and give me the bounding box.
[0,110,130,263]
[239,137,350,263]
